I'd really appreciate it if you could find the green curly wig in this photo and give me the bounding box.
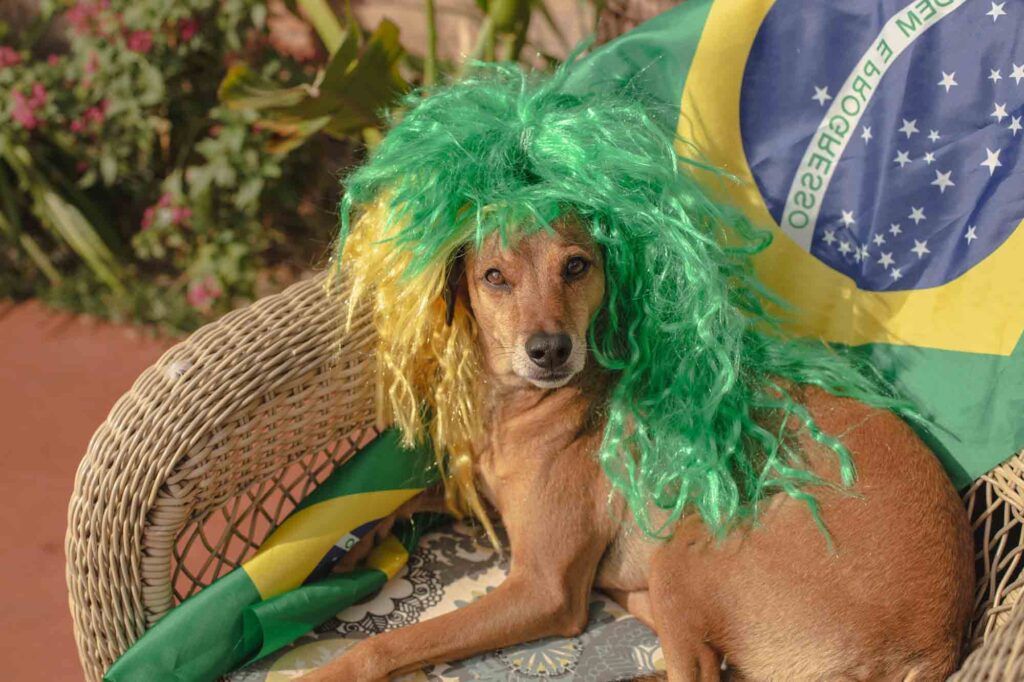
[335,56,913,539]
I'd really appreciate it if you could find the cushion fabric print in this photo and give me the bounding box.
[227,521,665,681]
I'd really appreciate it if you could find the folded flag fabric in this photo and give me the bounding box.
[568,0,1024,485]
[104,429,439,682]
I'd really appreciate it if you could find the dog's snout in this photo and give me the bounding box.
[525,333,572,370]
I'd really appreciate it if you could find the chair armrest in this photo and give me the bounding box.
[65,271,377,681]
[952,592,1024,680]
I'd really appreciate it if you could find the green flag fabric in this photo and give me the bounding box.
[570,0,1023,485]
[105,430,439,682]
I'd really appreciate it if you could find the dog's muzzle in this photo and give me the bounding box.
[514,332,585,389]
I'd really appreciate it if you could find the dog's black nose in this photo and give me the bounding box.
[525,333,572,370]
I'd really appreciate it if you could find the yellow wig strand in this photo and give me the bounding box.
[335,200,497,546]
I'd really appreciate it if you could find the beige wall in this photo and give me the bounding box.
[352,0,597,66]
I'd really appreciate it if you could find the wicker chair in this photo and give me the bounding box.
[66,270,1024,681]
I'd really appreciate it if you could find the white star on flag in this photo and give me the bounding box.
[923,151,936,165]
[822,230,836,246]
[894,150,912,167]
[938,71,958,92]
[989,68,1003,83]
[838,241,852,255]
[899,119,919,137]
[878,251,895,268]
[840,210,856,227]
[981,147,1003,175]
[911,240,931,258]
[928,129,941,142]
[889,223,902,236]
[812,85,832,105]
[1010,116,1023,135]
[987,2,1006,21]
[931,169,955,193]
[965,225,978,244]
[872,233,886,246]
[857,245,870,262]
[1011,64,1024,85]
[861,126,873,142]
[992,102,1009,122]
[909,206,926,224]
[890,267,903,281]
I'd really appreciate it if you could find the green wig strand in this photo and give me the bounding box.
[337,56,915,539]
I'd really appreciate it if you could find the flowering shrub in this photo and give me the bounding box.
[1,0,560,332]
[0,0,343,332]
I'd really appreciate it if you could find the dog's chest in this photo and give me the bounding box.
[473,430,655,593]
[471,442,529,512]
[595,510,658,592]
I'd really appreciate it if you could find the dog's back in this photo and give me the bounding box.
[646,385,974,681]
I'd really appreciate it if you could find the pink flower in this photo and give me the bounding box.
[140,206,156,230]
[157,192,173,208]
[178,17,199,42]
[171,206,192,225]
[84,51,99,74]
[84,106,104,124]
[70,119,85,133]
[47,54,60,66]
[65,5,91,34]
[126,30,153,54]
[65,0,107,35]
[0,46,21,68]
[28,83,48,109]
[186,276,223,310]
[11,92,39,130]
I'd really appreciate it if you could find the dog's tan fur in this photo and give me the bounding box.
[302,222,974,682]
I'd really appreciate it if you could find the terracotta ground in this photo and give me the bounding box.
[0,300,174,681]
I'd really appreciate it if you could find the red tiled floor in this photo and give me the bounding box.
[0,301,175,681]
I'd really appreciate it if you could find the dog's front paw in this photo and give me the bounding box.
[295,640,388,682]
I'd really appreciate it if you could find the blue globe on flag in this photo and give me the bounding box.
[741,0,1023,291]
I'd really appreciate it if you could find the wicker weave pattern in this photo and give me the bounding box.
[65,272,378,681]
[964,454,1024,646]
[65,272,1024,680]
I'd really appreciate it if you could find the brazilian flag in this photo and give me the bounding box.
[104,430,439,681]
[568,0,1023,485]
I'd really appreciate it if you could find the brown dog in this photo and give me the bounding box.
[302,220,974,682]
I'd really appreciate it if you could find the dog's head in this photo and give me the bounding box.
[333,61,897,541]
[451,219,605,390]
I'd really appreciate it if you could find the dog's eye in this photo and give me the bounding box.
[484,268,506,286]
[564,256,590,279]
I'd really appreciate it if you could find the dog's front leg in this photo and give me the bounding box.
[297,569,587,682]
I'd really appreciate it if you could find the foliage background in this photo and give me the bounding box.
[1,0,619,333]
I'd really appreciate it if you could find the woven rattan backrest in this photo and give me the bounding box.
[66,271,379,680]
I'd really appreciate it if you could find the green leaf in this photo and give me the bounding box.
[258,116,331,155]
[288,19,408,137]
[3,146,125,294]
[0,166,61,285]
[296,0,345,54]
[219,19,407,152]
[234,177,265,210]
[219,65,313,111]
[99,150,118,186]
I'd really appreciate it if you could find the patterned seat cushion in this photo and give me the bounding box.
[228,521,665,681]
